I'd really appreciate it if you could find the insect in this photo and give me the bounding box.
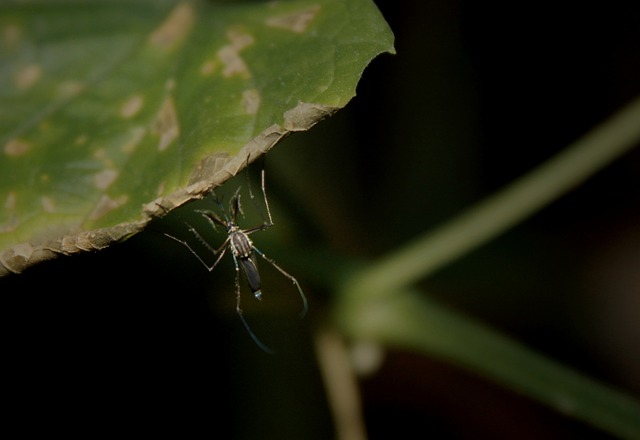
[163,170,308,352]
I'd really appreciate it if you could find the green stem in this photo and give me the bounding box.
[348,96,640,297]
[349,290,640,439]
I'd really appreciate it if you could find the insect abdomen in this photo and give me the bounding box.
[240,257,261,298]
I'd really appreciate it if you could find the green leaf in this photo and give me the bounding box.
[0,0,394,275]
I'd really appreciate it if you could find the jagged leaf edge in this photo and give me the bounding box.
[0,102,337,276]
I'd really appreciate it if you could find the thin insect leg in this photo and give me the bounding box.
[253,247,308,318]
[242,170,275,235]
[246,169,262,217]
[246,169,274,227]
[243,223,273,235]
[186,221,223,255]
[242,214,273,234]
[231,253,275,353]
[162,231,229,272]
[260,169,274,226]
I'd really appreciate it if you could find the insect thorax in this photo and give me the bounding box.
[229,228,253,258]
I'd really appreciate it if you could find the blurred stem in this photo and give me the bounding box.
[331,96,640,439]
[348,289,640,439]
[314,327,368,440]
[345,96,640,299]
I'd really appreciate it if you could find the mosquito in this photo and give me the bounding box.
[163,170,308,352]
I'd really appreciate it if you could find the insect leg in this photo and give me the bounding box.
[260,169,274,226]
[186,221,225,255]
[253,247,308,319]
[162,230,229,272]
[246,169,274,230]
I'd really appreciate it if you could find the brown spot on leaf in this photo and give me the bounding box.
[94,169,119,190]
[121,127,147,154]
[151,97,180,151]
[88,195,128,221]
[41,196,56,213]
[4,138,31,157]
[218,29,254,79]
[266,5,321,33]
[242,88,260,115]
[2,23,21,48]
[15,64,41,89]
[4,192,16,211]
[57,80,84,99]
[200,59,218,76]
[149,2,195,50]
[120,94,144,119]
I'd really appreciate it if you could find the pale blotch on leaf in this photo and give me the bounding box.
[74,135,88,146]
[165,78,176,92]
[266,5,321,33]
[200,59,218,76]
[151,97,180,151]
[155,180,167,198]
[242,88,260,115]
[93,148,115,169]
[93,147,107,161]
[148,1,195,51]
[1,192,18,233]
[120,94,144,119]
[218,28,254,79]
[94,169,119,190]
[40,196,55,213]
[2,23,21,48]
[4,191,16,211]
[88,195,128,221]
[4,138,31,157]
[15,63,41,89]
[121,127,147,154]
[57,80,85,99]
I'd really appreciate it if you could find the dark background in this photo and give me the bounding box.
[2,1,640,438]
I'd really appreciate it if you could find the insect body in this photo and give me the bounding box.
[198,198,266,301]
[164,170,307,352]
[229,227,262,299]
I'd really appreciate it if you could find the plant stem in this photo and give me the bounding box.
[348,96,640,298]
[350,290,640,439]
